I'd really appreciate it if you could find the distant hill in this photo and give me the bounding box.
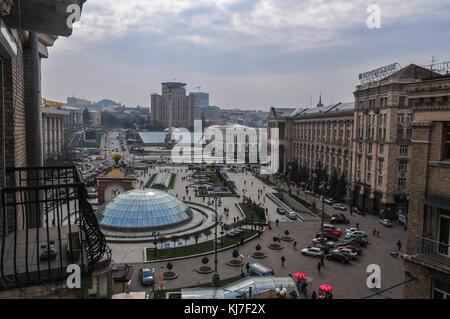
[96,99,121,107]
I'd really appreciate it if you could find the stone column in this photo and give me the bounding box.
[42,115,47,161]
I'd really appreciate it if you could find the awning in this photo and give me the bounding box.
[3,0,86,36]
[421,197,450,211]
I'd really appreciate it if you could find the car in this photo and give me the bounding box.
[287,211,297,220]
[330,214,349,224]
[326,252,350,264]
[311,238,336,249]
[333,203,346,211]
[337,244,362,255]
[332,247,358,259]
[316,232,339,242]
[323,228,341,236]
[345,227,358,233]
[301,246,324,257]
[380,219,393,227]
[338,239,365,248]
[276,207,287,215]
[352,207,364,215]
[344,234,368,246]
[139,268,154,286]
[346,230,367,238]
[323,224,342,233]
[323,198,334,205]
[86,187,98,198]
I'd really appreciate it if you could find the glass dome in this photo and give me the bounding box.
[96,189,192,231]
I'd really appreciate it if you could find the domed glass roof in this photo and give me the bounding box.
[96,189,192,230]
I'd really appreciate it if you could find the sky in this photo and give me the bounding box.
[41,0,450,110]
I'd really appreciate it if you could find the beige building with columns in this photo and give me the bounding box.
[41,107,69,161]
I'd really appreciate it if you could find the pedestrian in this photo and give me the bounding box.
[311,291,317,299]
[276,219,279,227]
[397,240,402,251]
[356,222,359,229]
[268,223,272,230]
[376,230,380,237]
[281,256,286,267]
[317,261,321,273]
[373,228,376,236]
[293,240,297,249]
[246,262,250,274]
[320,256,324,267]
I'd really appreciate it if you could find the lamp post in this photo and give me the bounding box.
[152,231,160,257]
[211,195,222,287]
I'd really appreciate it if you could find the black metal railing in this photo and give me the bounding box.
[0,166,110,290]
[416,234,450,267]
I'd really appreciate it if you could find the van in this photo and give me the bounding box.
[249,263,274,277]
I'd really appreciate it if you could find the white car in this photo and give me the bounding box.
[333,203,346,211]
[333,247,358,259]
[301,247,324,257]
[287,211,298,220]
[380,219,393,227]
[345,227,358,233]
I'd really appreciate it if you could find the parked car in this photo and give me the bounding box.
[352,207,364,215]
[323,224,342,233]
[380,219,393,227]
[287,211,298,220]
[301,246,324,257]
[323,198,335,205]
[139,268,154,286]
[86,187,98,198]
[347,230,367,238]
[323,228,341,237]
[326,252,350,264]
[344,234,368,246]
[311,238,336,250]
[276,207,287,215]
[345,227,358,233]
[337,244,362,255]
[338,239,365,248]
[333,203,346,211]
[316,232,339,242]
[333,247,358,259]
[331,214,349,224]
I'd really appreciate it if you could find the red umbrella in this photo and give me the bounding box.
[294,272,307,279]
[319,284,334,292]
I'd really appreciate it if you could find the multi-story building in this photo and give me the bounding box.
[352,64,438,218]
[189,91,209,108]
[403,73,450,299]
[267,101,354,200]
[41,107,69,161]
[151,82,196,130]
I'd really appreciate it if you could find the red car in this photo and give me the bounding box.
[338,244,361,255]
[323,228,341,236]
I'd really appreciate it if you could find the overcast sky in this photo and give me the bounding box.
[41,0,450,110]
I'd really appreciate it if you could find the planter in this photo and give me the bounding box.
[268,243,284,250]
[196,266,213,274]
[163,272,179,280]
[281,236,294,242]
[227,260,243,267]
[251,252,267,259]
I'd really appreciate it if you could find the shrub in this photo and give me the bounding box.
[167,262,173,271]
[201,257,209,265]
[255,244,261,251]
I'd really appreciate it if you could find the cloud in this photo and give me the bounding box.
[70,0,448,51]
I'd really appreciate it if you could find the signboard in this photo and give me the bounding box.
[359,63,400,84]
[41,98,64,107]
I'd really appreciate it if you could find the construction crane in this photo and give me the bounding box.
[191,86,202,92]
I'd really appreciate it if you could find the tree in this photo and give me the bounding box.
[201,256,209,265]
[255,244,261,252]
[338,173,347,201]
[204,229,212,241]
[284,230,290,236]
[166,262,173,272]
[329,171,339,198]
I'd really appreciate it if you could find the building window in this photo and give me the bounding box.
[368,158,372,169]
[378,175,383,186]
[398,114,404,126]
[357,170,361,180]
[359,100,364,108]
[398,178,406,188]
[407,113,414,123]
[359,143,362,152]
[400,145,408,155]
[379,159,384,170]
[369,99,376,108]
[433,279,450,299]
[399,160,408,172]
[384,114,387,124]
[398,128,403,139]
[380,144,385,154]
[367,173,372,183]
[399,96,406,107]
[407,128,412,139]
[368,143,373,153]
[380,97,388,107]
[383,128,386,138]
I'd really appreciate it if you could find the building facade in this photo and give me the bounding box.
[403,74,450,299]
[41,107,69,161]
[151,82,196,129]
[189,91,209,108]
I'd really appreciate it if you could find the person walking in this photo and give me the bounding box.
[276,219,279,227]
[397,240,402,251]
[356,222,359,229]
[373,228,377,236]
[293,240,297,250]
[317,261,321,273]
[320,255,324,267]
[311,291,317,299]
[376,230,380,237]
[281,256,286,267]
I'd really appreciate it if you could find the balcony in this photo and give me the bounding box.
[416,234,450,267]
[1,166,110,290]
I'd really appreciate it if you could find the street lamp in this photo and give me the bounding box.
[152,231,160,257]
[212,195,222,287]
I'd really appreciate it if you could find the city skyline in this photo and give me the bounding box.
[41,0,450,110]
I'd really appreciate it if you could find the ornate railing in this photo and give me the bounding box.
[416,234,450,267]
[0,166,110,290]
